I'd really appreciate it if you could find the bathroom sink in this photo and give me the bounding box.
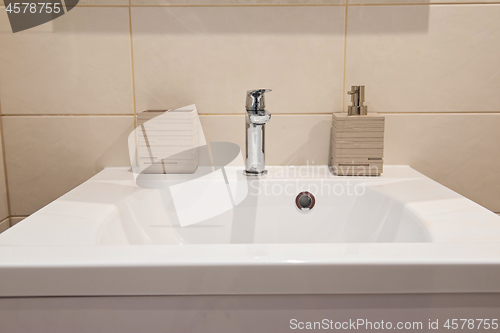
[0,165,500,297]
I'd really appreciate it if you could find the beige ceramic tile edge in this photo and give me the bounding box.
[1,114,135,117]
[67,2,500,7]
[130,3,346,6]
[9,216,28,227]
[0,217,9,230]
[74,4,130,7]
[1,113,499,116]
[341,4,348,113]
[0,2,498,8]
[198,113,333,116]
[377,111,500,114]
[128,6,137,129]
[347,2,500,5]
[0,110,12,221]
[73,3,347,7]
[198,112,500,115]
[129,2,500,6]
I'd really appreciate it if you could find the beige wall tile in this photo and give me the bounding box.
[0,47,7,223]
[0,145,8,222]
[10,217,26,226]
[0,7,10,33]
[132,6,345,114]
[0,217,9,233]
[384,113,500,213]
[200,115,245,150]
[267,114,332,165]
[345,4,500,112]
[201,114,331,165]
[77,0,129,5]
[132,0,345,4]
[0,52,6,222]
[0,8,134,115]
[3,116,134,215]
[0,125,9,221]
[349,1,499,4]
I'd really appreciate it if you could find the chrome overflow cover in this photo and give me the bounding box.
[295,191,315,211]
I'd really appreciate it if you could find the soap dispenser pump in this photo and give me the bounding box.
[330,85,385,176]
[347,85,368,115]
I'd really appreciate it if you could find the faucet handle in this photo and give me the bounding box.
[246,89,272,112]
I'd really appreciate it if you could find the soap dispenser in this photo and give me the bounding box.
[330,86,385,176]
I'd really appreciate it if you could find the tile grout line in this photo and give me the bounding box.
[60,0,68,12]
[72,4,340,7]
[0,114,135,117]
[128,5,137,129]
[127,3,346,6]
[197,113,334,116]
[0,115,12,225]
[341,3,348,113]
[3,2,500,8]
[181,112,500,115]
[377,111,500,114]
[1,112,500,116]
[68,2,500,7]
[346,2,500,5]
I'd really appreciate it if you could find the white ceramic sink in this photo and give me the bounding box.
[82,171,432,245]
[1,165,500,297]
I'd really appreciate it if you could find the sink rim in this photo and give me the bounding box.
[1,165,500,297]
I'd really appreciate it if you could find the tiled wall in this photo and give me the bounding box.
[0,116,9,232]
[0,0,499,229]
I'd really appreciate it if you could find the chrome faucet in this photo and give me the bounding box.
[244,89,272,176]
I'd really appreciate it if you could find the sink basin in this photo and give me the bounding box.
[98,171,431,245]
[1,165,500,297]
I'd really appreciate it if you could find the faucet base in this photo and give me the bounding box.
[243,170,268,177]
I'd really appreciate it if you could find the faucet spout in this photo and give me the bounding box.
[244,89,272,176]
